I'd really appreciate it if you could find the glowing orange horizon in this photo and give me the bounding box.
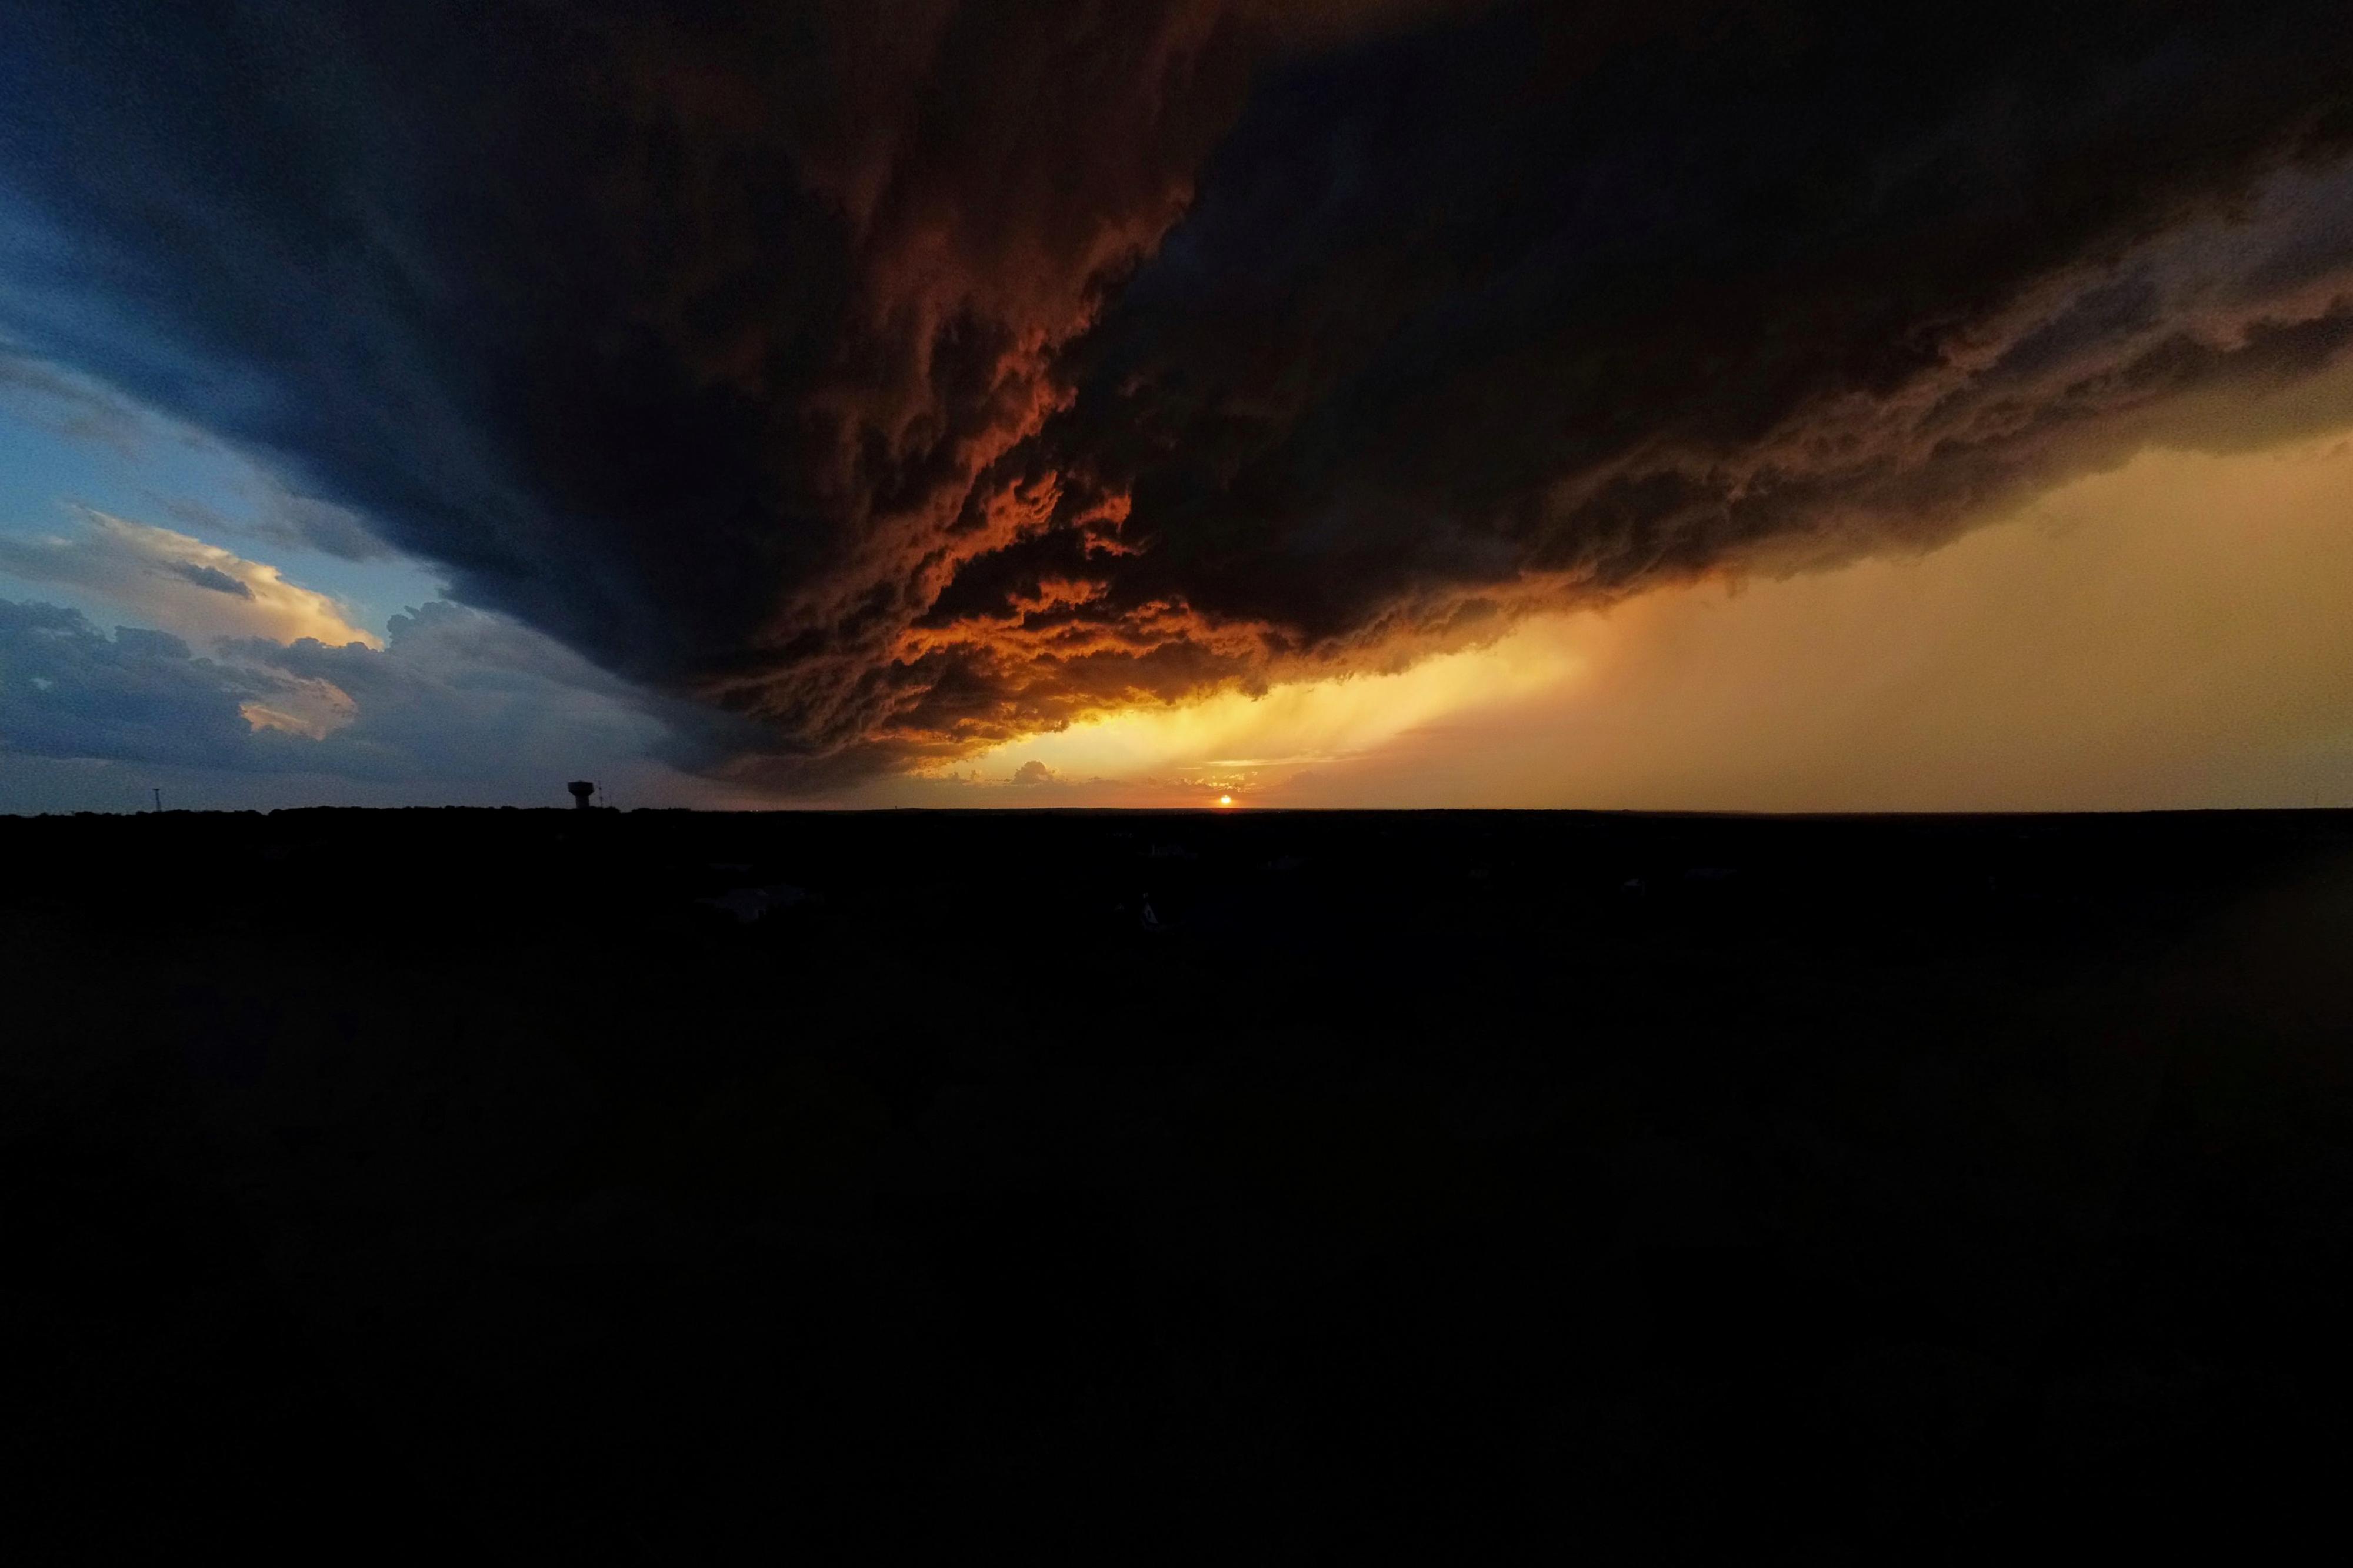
[873,429,2353,813]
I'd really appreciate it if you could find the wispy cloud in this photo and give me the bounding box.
[0,349,148,458]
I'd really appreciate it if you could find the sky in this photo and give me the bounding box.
[3,1,2352,812]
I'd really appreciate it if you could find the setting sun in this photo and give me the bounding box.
[1217,795,1234,807]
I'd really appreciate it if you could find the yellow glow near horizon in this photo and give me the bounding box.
[931,426,2353,812]
[971,614,1591,793]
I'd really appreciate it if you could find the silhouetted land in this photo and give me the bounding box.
[8,808,2352,1557]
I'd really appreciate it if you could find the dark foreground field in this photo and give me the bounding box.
[6,807,2353,1557]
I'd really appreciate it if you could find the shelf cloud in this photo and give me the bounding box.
[4,2,2350,785]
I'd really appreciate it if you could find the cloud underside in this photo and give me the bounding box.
[5,2,2352,786]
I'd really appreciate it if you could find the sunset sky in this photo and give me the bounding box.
[4,1,2351,812]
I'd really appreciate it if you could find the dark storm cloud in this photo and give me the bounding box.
[172,562,254,599]
[3,2,2351,780]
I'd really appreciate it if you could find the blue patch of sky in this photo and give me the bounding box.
[0,358,447,638]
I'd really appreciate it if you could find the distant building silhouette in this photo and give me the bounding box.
[568,780,596,810]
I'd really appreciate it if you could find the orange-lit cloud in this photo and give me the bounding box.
[238,676,359,740]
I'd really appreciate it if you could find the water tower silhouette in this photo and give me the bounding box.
[567,780,596,810]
